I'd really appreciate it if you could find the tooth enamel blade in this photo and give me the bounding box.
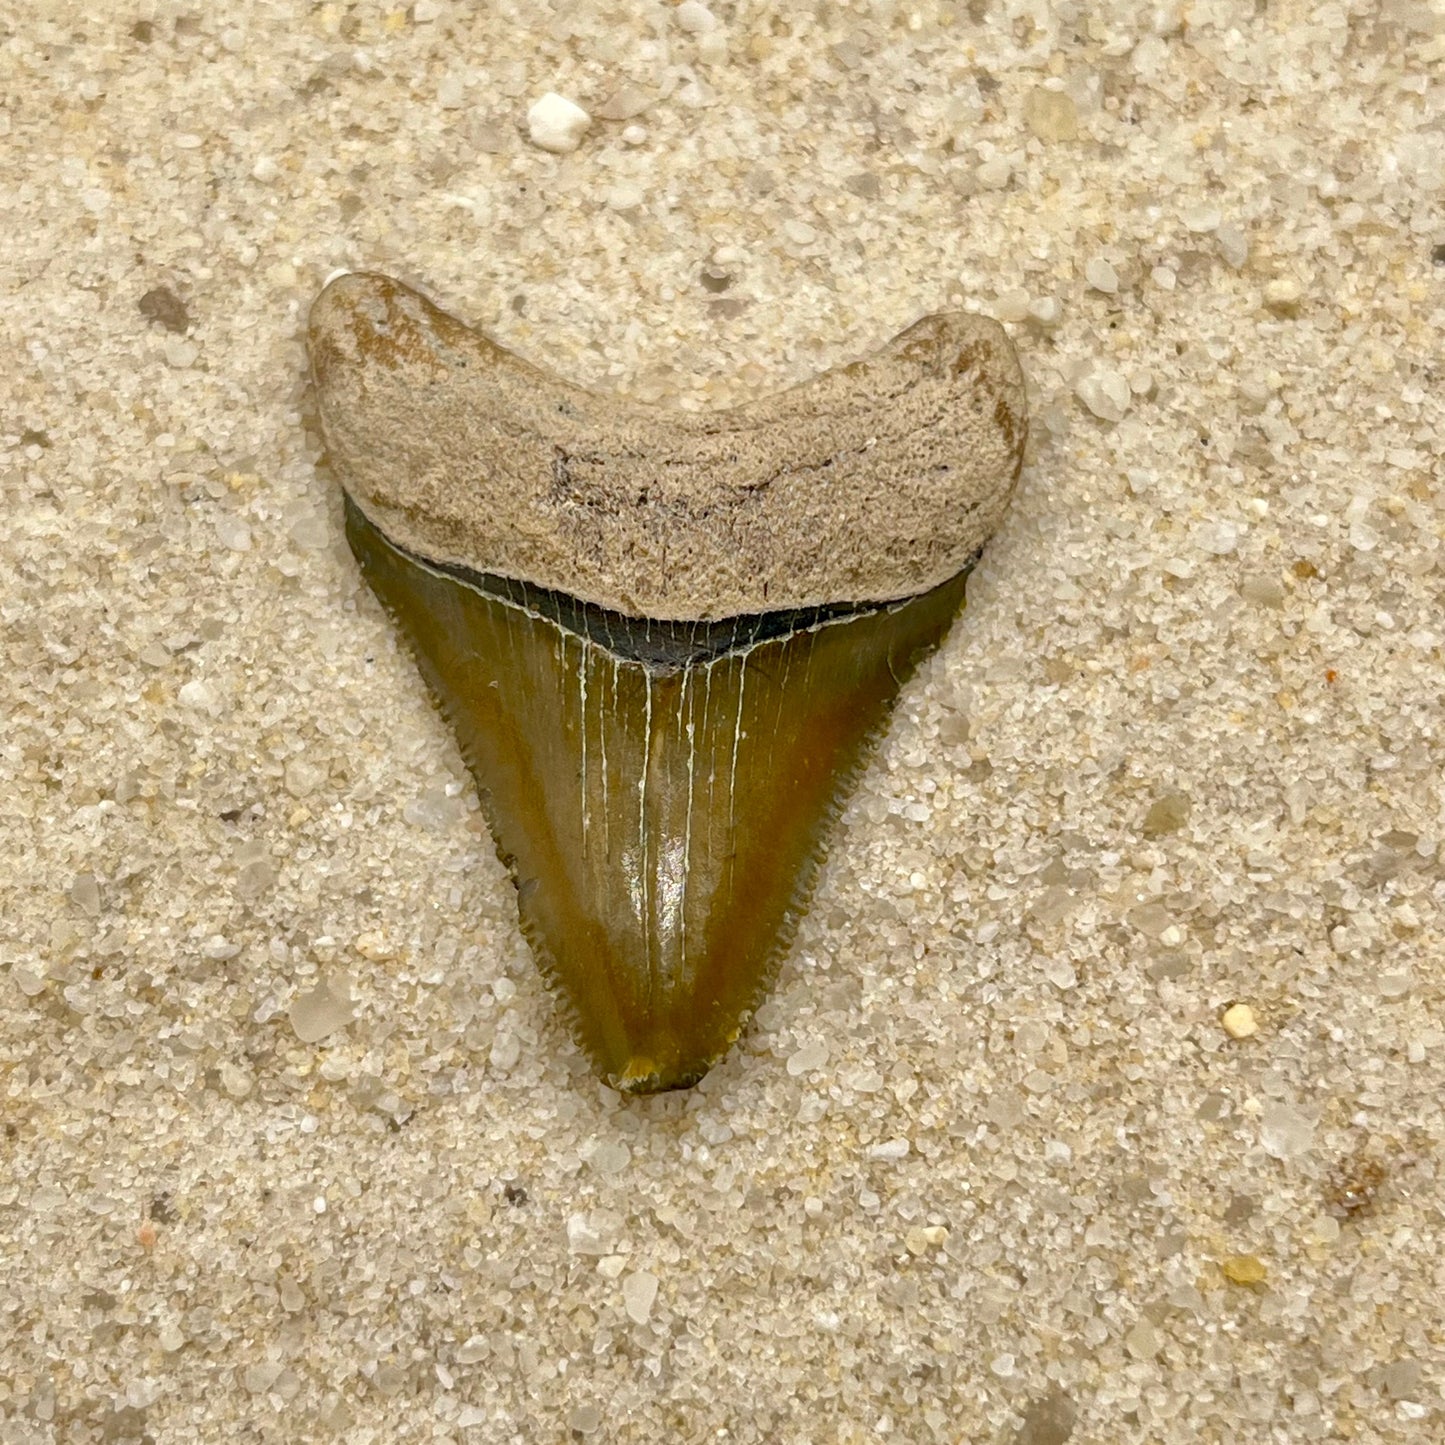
[345,497,971,1092]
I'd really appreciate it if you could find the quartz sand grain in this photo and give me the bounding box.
[2,3,1443,1443]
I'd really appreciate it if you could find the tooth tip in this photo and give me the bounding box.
[620,1068,719,1096]
[609,1056,707,1095]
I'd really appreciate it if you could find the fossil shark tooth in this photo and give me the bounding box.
[341,495,975,1092]
[309,272,1027,1092]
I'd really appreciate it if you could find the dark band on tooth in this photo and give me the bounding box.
[344,494,983,671]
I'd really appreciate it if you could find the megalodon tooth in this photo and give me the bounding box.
[308,272,1027,1093]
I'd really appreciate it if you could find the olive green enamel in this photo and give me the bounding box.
[346,501,970,1092]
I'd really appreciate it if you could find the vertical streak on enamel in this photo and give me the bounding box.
[639,667,654,1007]
[599,652,613,860]
[680,660,694,979]
[769,631,794,776]
[578,634,589,853]
[701,658,716,863]
[728,649,748,843]
[499,586,515,685]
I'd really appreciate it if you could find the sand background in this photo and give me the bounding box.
[3,2,1443,1441]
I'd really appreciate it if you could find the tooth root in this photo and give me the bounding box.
[345,498,972,1092]
[307,270,1025,622]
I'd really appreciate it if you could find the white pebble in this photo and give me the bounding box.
[866,1138,911,1161]
[622,1270,659,1325]
[992,289,1031,324]
[1028,296,1063,329]
[165,338,199,370]
[1192,519,1241,555]
[605,182,645,211]
[568,1404,603,1435]
[215,514,252,551]
[976,155,1012,190]
[566,1213,609,1255]
[1265,276,1303,310]
[178,679,217,712]
[527,92,591,154]
[786,1039,829,1076]
[675,1,717,31]
[1183,203,1222,233]
[1085,257,1119,293]
[586,1139,631,1174]
[489,1030,521,1072]
[1216,224,1249,268]
[288,978,355,1043]
[1260,1101,1315,1161]
[218,1062,253,1098]
[1221,1003,1258,1039]
[621,124,648,146]
[1075,369,1131,423]
[289,511,329,550]
[284,758,324,799]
